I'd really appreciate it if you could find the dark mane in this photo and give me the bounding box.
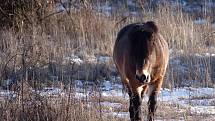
[129,22,157,68]
[116,23,137,42]
[116,21,158,42]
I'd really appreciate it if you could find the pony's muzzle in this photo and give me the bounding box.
[135,74,149,83]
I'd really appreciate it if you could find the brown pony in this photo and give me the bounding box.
[113,21,169,121]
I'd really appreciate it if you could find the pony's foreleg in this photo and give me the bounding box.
[147,91,157,121]
[128,85,144,121]
[147,80,162,121]
[129,93,142,121]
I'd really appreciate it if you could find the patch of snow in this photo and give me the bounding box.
[170,58,188,73]
[0,90,16,98]
[159,87,215,103]
[101,101,123,109]
[97,4,112,11]
[195,53,215,57]
[186,99,215,106]
[74,80,84,87]
[106,112,129,118]
[39,87,65,96]
[101,81,113,91]
[86,55,97,62]
[127,0,136,6]
[1,79,214,117]
[212,23,215,28]
[74,92,88,99]
[181,0,187,6]
[64,55,112,64]
[95,3,112,16]
[206,1,215,8]
[112,83,123,89]
[194,19,207,25]
[64,55,83,65]
[72,79,215,116]
[130,11,138,16]
[97,56,111,63]
[101,80,123,91]
[102,89,127,98]
[190,106,215,115]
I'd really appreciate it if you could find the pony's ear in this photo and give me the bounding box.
[140,21,158,41]
[145,21,158,33]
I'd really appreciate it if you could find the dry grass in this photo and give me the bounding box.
[0,1,215,121]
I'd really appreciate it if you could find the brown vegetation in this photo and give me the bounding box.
[0,0,215,121]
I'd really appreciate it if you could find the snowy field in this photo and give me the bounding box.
[76,80,215,116]
[0,79,215,120]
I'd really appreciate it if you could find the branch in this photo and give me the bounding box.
[0,53,21,80]
[114,16,129,28]
[0,7,10,18]
[39,10,64,21]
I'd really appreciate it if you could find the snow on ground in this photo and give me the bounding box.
[73,80,126,98]
[0,79,215,118]
[38,87,65,96]
[159,87,215,102]
[0,90,16,100]
[64,55,84,64]
[190,106,215,115]
[72,80,215,116]
[212,23,215,28]
[64,55,111,64]
[193,19,207,25]
[101,101,123,109]
[106,112,129,119]
[158,87,215,115]
[46,80,215,115]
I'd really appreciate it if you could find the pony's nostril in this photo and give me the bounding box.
[136,74,147,82]
[140,75,147,81]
